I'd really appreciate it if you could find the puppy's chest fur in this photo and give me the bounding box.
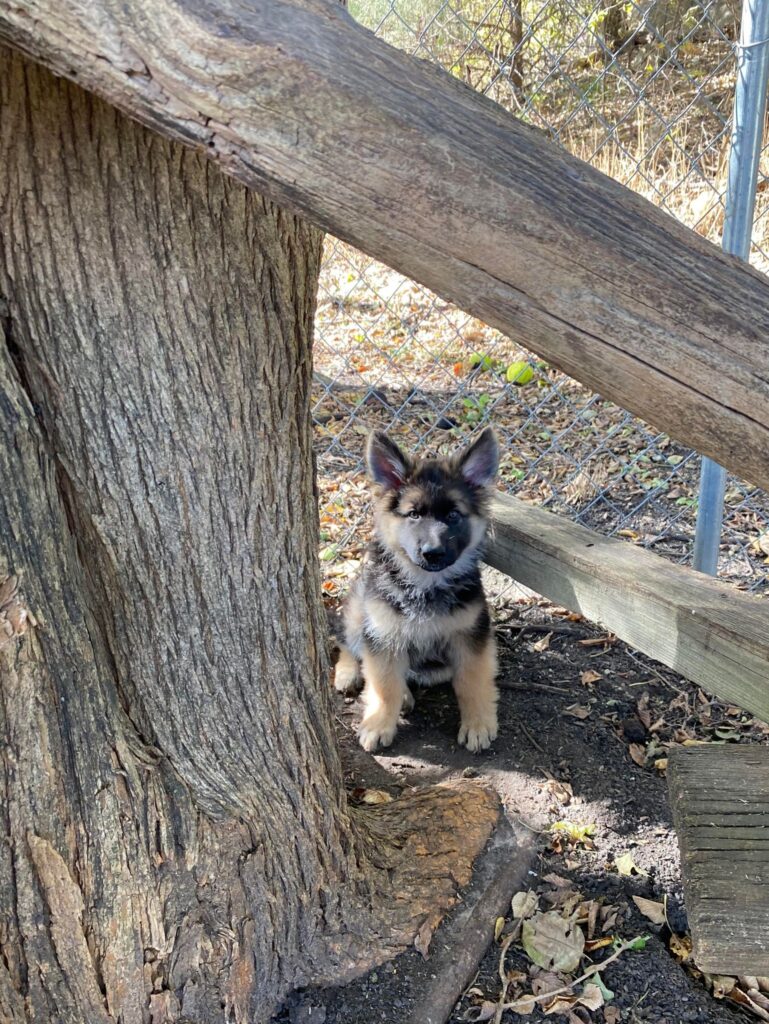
[353,542,487,681]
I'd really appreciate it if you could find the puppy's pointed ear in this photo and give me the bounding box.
[456,427,499,487]
[366,432,410,490]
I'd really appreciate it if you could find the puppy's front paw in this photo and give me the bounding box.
[333,648,362,694]
[458,712,498,752]
[358,712,399,752]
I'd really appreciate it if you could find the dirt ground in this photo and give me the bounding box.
[273,580,768,1024]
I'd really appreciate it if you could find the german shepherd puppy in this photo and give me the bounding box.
[334,427,499,753]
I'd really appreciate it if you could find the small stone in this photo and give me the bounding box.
[622,717,646,743]
[462,766,479,778]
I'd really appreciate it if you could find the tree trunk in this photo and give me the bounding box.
[0,51,498,1023]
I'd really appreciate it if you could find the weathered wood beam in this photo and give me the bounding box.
[1,4,769,489]
[669,745,769,974]
[486,494,769,723]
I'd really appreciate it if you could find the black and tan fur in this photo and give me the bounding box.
[335,428,499,753]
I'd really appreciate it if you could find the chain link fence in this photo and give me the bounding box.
[312,0,769,599]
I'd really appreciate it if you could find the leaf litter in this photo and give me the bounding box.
[463,872,648,1024]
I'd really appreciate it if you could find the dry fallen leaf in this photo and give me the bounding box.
[530,971,564,997]
[587,899,599,939]
[507,993,537,1015]
[579,982,605,1010]
[669,933,693,963]
[711,975,737,998]
[532,631,553,652]
[542,778,574,805]
[494,916,505,942]
[546,889,582,915]
[542,872,572,888]
[521,911,585,973]
[542,995,577,1015]
[730,986,769,1021]
[563,704,591,720]
[601,906,619,933]
[585,936,614,953]
[636,692,652,729]
[748,989,769,1012]
[654,757,669,773]
[580,669,602,686]
[414,918,434,958]
[604,1007,621,1024]
[628,743,647,767]
[512,891,539,920]
[615,852,647,877]
[469,1000,498,1022]
[632,895,666,925]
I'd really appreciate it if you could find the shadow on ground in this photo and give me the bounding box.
[273,596,757,1024]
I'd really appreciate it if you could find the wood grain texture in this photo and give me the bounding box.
[1,0,769,489]
[669,745,769,974]
[486,493,769,723]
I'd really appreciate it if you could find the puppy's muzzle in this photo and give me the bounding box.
[420,542,454,572]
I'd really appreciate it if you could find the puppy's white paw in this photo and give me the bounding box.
[402,686,415,713]
[458,713,498,752]
[358,713,398,752]
[333,650,361,694]
[334,665,360,694]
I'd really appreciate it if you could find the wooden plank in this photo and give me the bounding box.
[486,493,769,723]
[1,7,769,489]
[669,745,769,974]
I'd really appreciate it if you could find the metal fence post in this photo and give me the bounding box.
[693,0,769,575]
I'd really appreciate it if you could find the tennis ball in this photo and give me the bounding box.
[506,360,535,385]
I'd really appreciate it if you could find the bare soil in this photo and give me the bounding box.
[273,585,766,1024]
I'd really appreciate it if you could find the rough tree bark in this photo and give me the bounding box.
[0,51,498,1024]
[1,0,769,491]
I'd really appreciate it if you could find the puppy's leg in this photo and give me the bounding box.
[333,644,361,694]
[359,647,408,752]
[335,587,364,694]
[453,633,498,753]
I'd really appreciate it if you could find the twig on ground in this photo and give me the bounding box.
[497,679,573,695]
[497,623,588,648]
[513,717,546,753]
[496,937,640,1016]
[624,649,688,696]
[493,924,522,1024]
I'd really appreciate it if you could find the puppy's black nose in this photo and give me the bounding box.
[421,544,446,564]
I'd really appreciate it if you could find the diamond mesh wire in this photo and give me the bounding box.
[312,0,769,598]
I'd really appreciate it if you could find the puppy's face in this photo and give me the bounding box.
[367,428,499,576]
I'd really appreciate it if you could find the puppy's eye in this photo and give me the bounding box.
[407,510,421,521]
[446,510,462,524]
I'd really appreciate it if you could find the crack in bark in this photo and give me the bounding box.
[1,301,37,423]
